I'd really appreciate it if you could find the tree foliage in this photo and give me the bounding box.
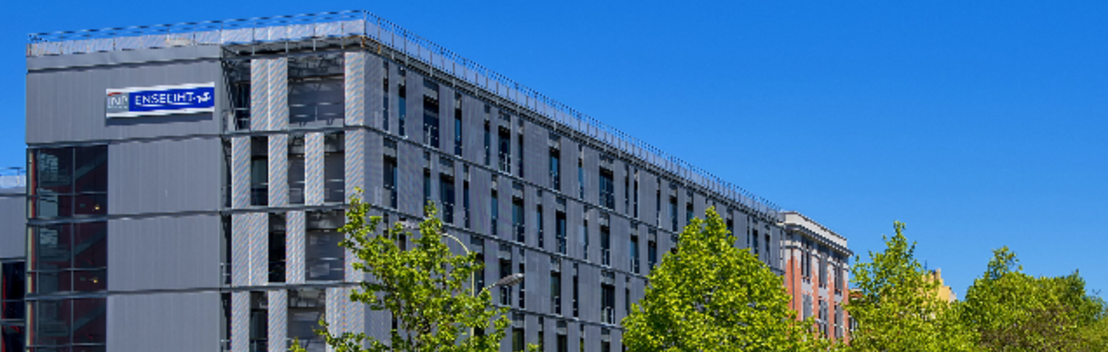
[292,190,511,352]
[621,207,824,351]
[843,221,977,352]
[959,246,1108,351]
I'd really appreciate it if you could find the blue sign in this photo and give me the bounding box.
[106,83,215,118]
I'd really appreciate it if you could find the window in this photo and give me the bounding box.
[765,234,771,264]
[248,137,269,206]
[577,159,585,199]
[491,192,499,237]
[28,298,106,349]
[686,203,694,224]
[454,96,463,156]
[625,287,631,317]
[288,135,306,205]
[498,128,511,173]
[550,272,562,315]
[538,317,545,350]
[423,170,432,209]
[601,284,615,324]
[572,264,579,317]
[632,170,639,218]
[599,168,614,209]
[463,181,471,229]
[440,175,455,224]
[669,197,678,231]
[518,251,526,308]
[1,262,25,322]
[557,331,567,352]
[31,146,108,218]
[423,80,440,148]
[581,217,589,261]
[250,291,268,350]
[600,226,611,267]
[269,213,287,283]
[512,198,525,243]
[306,211,345,281]
[518,134,525,177]
[550,149,560,191]
[324,132,345,203]
[752,230,760,258]
[30,222,108,294]
[647,237,657,270]
[384,156,398,208]
[630,235,640,274]
[382,62,390,132]
[556,211,567,255]
[288,288,326,350]
[499,258,512,306]
[513,327,525,351]
[624,168,630,214]
[483,122,491,166]
[398,83,407,137]
[472,236,486,292]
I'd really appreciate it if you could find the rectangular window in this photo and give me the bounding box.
[269,213,286,283]
[518,255,526,308]
[572,264,580,317]
[557,334,567,352]
[491,192,499,237]
[323,132,345,203]
[752,230,760,258]
[550,272,562,315]
[250,291,268,349]
[423,170,432,209]
[633,171,639,218]
[288,288,325,350]
[630,235,640,274]
[499,258,512,306]
[423,80,440,148]
[384,156,398,208]
[518,134,525,177]
[29,298,106,349]
[398,83,407,137]
[624,169,630,214]
[250,137,268,206]
[498,128,511,173]
[556,211,567,255]
[454,100,463,156]
[463,182,471,229]
[472,236,486,292]
[513,328,525,352]
[669,197,678,231]
[306,211,345,281]
[30,222,108,294]
[440,175,455,224]
[550,149,560,191]
[30,145,108,218]
[601,284,615,324]
[601,226,611,267]
[765,234,771,264]
[536,205,544,249]
[648,237,658,270]
[577,160,585,199]
[599,168,614,209]
[512,198,525,243]
[686,203,694,224]
[288,135,306,205]
[581,218,589,261]
[2,261,26,322]
[382,62,390,132]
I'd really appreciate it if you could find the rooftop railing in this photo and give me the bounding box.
[0,167,25,189]
[28,10,783,221]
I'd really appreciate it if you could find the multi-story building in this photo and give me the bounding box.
[11,10,848,351]
[782,211,852,343]
[926,268,956,303]
[1,169,26,352]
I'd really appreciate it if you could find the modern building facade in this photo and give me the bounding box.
[14,10,849,352]
[1,170,27,352]
[782,211,852,343]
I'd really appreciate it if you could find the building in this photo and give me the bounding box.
[926,268,956,303]
[782,211,852,343]
[0,168,26,352]
[13,10,849,351]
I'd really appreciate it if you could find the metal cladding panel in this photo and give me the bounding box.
[231,291,250,352]
[584,324,601,352]
[610,216,629,273]
[0,195,25,259]
[542,192,557,253]
[109,138,221,215]
[527,249,550,313]
[693,192,707,223]
[471,168,491,236]
[232,136,251,209]
[583,146,599,206]
[561,139,580,200]
[269,58,289,130]
[586,208,600,267]
[462,95,484,164]
[385,61,400,135]
[268,290,289,352]
[305,132,325,206]
[286,211,306,284]
[366,308,391,342]
[269,134,290,207]
[640,171,658,227]
[614,272,627,324]
[344,52,367,126]
[398,143,423,215]
[524,314,540,346]
[346,129,367,200]
[561,259,574,319]
[613,160,626,215]
[366,133,384,205]
[251,212,269,286]
[453,162,466,226]
[677,185,689,232]
[405,71,423,144]
[365,54,384,130]
[346,287,366,337]
[232,213,250,287]
[629,277,645,311]
[439,85,455,155]
[107,214,220,291]
[107,292,221,352]
[252,59,271,131]
[26,53,223,145]
[567,322,581,352]
[497,177,513,242]
[565,200,582,260]
[610,329,623,352]
[524,120,546,189]
[731,208,749,249]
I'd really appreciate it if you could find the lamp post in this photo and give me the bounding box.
[402,221,524,338]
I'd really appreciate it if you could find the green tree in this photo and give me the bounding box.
[292,190,518,352]
[959,246,1108,351]
[622,207,823,351]
[844,221,977,352]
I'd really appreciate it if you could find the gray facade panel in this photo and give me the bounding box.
[108,214,221,291]
[107,291,221,352]
[108,137,221,215]
[26,59,224,145]
[0,194,25,259]
[26,45,222,71]
[405,71,423,144]
[398,143,422,215]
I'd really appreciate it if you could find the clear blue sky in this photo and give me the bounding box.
[2,1,1105,297]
